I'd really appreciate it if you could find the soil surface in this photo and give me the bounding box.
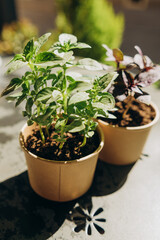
[105,97,156,127]
[25,125,100,161]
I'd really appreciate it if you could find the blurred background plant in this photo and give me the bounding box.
[42,0,124,62]
[154,80,160,89]
[0,0,159,88]
[0,19,38,56]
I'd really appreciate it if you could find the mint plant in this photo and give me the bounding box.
[1,33,117,149]
[103,44,160,119]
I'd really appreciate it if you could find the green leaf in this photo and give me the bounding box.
[52,90,62,101]
[78,58,103,70]
[98,72,118,91]
[61,51,74,63]
[35,52,61,63]
[47,73,57,81]
[55,119,66,130]
[15,93,26,106]
[74,81,92,92]
[22,82,30,93]
[24,71,34,80]
[67,81,77,93]
[59,33,77,45]
[67,78,92,93]
[66,75,75,83]
[6,61,27,74]
[68,92,89,105]
[33,60,62,68]
[108,113,116,119]
[22,111,28,117]
[97,109,109,118]
[99,92,115,109]
[34,77,43,91]
[52,135,59,140]
[31,90,36,96]
[70,42,91,50]
[36,87,53,102]
[34,33,51,54]
[75,42,91,49]
[27,119,34,126]
[113,48,123,62]
[6,92,22,102]
[34,107,55,125]
[8,54,25,64]
[86,131,94,138]
[89,121,98,130]
[75,101,87,110]
[66,120,85,133]
[1,78,23,97]
[23,39,34,59]
[68,114,80,120]
[68,101,87,115]
[25,98,33,115]
[92,102,111,111]
[48,42,61,52]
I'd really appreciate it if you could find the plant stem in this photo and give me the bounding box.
[36,104,46,143]
[59,141,64,150]
[45,126,50,138]
[117,61,120,71]
[63,67,67,114]
[63,92,68,114]
[39,125,45,144]
[80,136,87,148]
[59,66,68,143]
[122,95,134,119]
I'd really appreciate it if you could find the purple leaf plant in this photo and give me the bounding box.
[103,44,160,119]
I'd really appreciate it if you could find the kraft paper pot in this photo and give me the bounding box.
[98,102,159,165]
[19,123,104,202]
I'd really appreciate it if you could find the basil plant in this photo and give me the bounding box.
[1,33,117,147]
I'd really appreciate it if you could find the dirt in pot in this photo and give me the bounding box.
[103,97,156,127]
[25,125,100,161]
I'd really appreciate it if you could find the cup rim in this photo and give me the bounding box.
[98,101,159,131]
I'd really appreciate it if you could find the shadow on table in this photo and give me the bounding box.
[90,160,135,196]
[0,160,135,239]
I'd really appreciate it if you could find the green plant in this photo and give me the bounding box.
[0,19,38,55]
[53,0,124,61]
[1,33,117,148]
[154,80,160,89]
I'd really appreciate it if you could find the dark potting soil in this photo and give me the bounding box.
[25,125,100,161]
[105,97,156,127]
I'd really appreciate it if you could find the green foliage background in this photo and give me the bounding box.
[52,0,124,62]
[154,80,160,89]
